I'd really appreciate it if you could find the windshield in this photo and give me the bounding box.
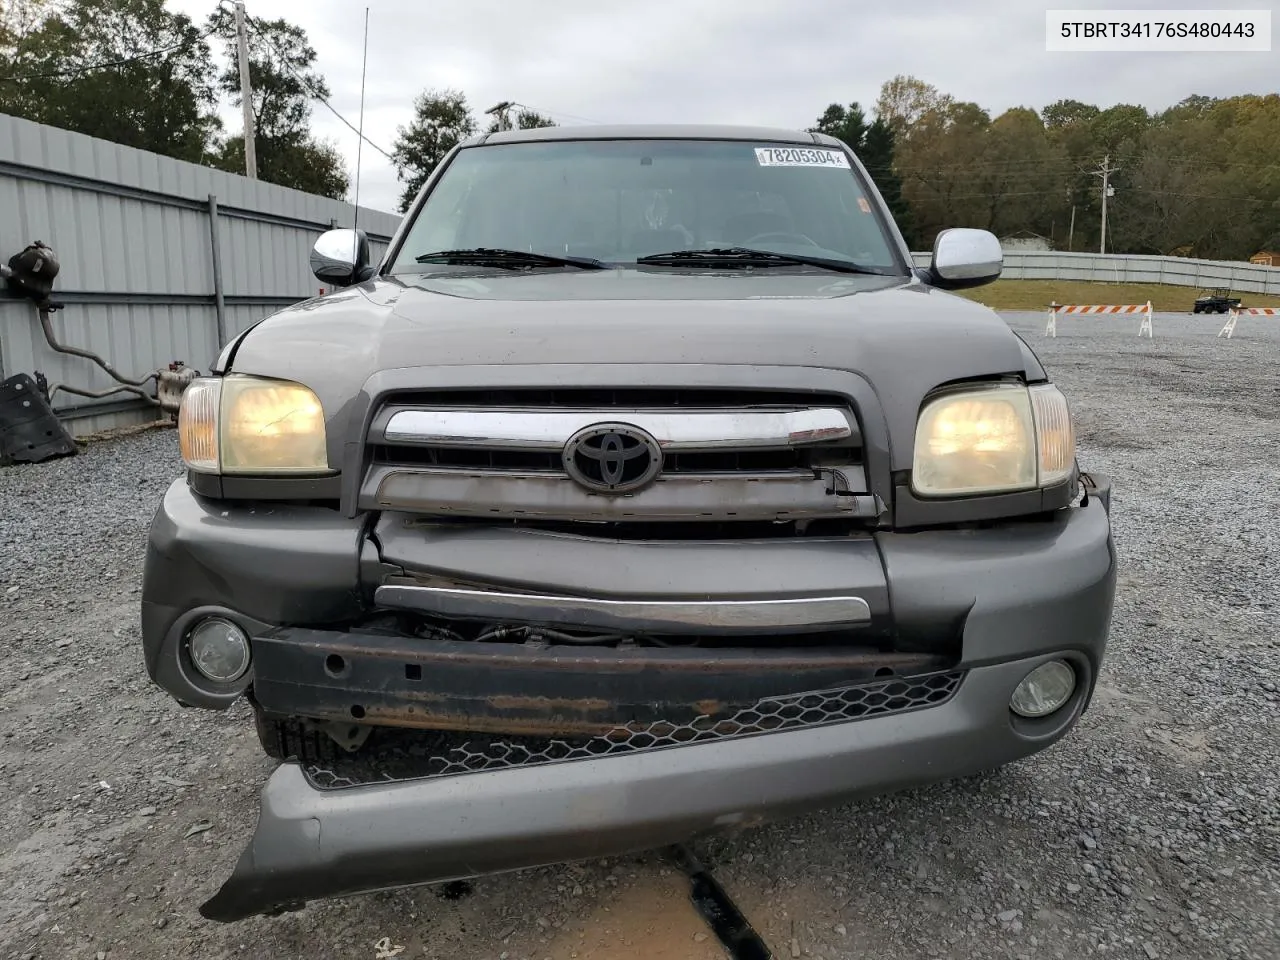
[389,139,907,274]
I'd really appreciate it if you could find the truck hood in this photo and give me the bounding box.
[222,270,1042,471]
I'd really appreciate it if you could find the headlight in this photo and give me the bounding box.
[178,375,329,475]
[912,383,1075,497]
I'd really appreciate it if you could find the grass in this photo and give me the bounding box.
[955,279,1280,313]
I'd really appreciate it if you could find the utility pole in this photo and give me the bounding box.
[233,1,257,179]
[1092,154,1118,254]
[1068,204,1076,252]
[485,100,515,132]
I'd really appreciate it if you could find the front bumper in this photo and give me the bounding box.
[201,651,1094,922]
[141,474,1116,922]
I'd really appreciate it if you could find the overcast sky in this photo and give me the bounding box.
[167,0,1277,215]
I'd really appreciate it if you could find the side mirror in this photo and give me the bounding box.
[925,228,1002,290]
[310,228,375,287]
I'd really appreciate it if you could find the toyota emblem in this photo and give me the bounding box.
[563,423,663,494]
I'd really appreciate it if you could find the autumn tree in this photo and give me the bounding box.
[875,75,953,139]
[893,100,992,246]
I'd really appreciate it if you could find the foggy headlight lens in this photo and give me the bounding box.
[911,385,1037,496]
[187,617,251,683]
[1010,659,1077,718]
[221,376,327,474]
[177,375,328,475]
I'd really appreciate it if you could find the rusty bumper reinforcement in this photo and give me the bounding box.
[249,630,950,737]
[198,657,1092,923]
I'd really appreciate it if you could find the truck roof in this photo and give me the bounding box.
[471,124,840,147]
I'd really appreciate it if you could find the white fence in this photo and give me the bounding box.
[910,250,1280,296]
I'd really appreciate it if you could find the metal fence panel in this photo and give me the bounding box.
[0,112,401,434]
[910,250,1280,295]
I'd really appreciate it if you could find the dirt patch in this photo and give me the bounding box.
[539,871,727,960]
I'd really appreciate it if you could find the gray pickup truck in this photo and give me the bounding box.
[141,124,1116,922]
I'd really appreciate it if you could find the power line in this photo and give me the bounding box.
[241,11,393,162]
[512,102,605,126]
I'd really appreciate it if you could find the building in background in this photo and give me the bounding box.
[998,231,1053,252]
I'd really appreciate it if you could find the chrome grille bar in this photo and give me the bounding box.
[362,466,869,521]
[380,407,855,451]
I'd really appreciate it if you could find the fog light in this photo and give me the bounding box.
[1010,660,1076,718]
[187,617,250,682]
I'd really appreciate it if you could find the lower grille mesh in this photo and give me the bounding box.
[303,670,965,789]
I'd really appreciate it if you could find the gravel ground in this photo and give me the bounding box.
[1,311,1277,960]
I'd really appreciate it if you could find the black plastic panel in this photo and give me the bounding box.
[0,374,78,465]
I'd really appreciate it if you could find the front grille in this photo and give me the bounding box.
[302,669,964,789]
[361,386,868,524]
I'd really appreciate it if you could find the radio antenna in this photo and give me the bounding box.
[352,6,370,233]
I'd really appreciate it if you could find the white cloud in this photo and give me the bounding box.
[166,0,1279,214]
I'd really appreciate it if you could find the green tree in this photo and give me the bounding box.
[486,107,556,133]
[859,116,914,245]
[217,134,348,200]
[391,88,477,212]
[1091,103,1151,154]
[207,9,348,198]
[0,0,220,163]
[1041,99,1099,130]
[1114,94,1280,258]
[0,0,55,48]
[809,102,867,152]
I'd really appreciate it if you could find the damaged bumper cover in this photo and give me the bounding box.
[141,476,1115,922]
[201,653,1093,922]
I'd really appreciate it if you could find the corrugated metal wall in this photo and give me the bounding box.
[0,113,401,435]
[910,249,1280,295]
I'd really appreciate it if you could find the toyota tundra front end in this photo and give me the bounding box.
[139,124,1116,922]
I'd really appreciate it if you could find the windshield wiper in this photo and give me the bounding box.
[414,248,607,270]
[635,247,891,275]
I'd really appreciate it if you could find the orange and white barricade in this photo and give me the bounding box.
[1046,301,1153,338]
[1219,306,1278,339]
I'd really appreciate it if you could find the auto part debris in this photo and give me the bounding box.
[36,303,161,408]
[0,372,78,465]
[156,362,200,414]
[4,241,200,415]
[2,240,59,303]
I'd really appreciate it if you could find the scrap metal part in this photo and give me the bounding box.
[0,373,78,465]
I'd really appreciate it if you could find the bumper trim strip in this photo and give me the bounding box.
[373,584,872,634]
